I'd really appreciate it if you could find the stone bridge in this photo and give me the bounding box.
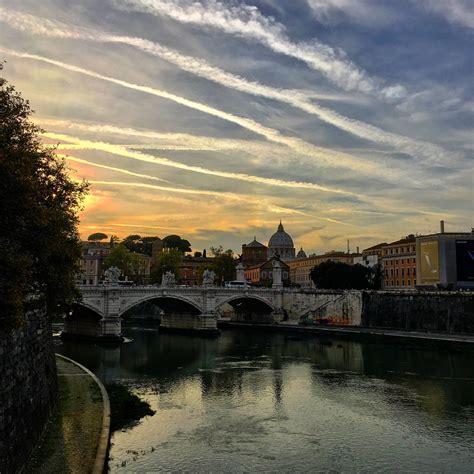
[64,284,362,341]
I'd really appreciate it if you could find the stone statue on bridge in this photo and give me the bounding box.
[202,269,216,287]
[162,271,176,287]
[103,266,121,284]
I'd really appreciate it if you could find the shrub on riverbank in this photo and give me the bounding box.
[105,384,155,431]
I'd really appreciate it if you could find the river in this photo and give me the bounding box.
[56,326,474,472]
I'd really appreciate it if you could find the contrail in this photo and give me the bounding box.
[1,8,452,166]
[112,0,405,101]
[1,47,373,173]
[66,154,351,222]
[51,132,361,196]
[86,179,352,225]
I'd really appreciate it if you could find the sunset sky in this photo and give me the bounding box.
[1,0,472,254]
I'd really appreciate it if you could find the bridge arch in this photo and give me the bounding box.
[64,302,104,339]
[119,294,204,317]
[70,301,104,319]
[216,294,275,314]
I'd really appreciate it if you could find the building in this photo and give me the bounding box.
[416,224,474,290]
[179,255,215,285]
[362,242,387,259]
[354,243,387,268]
[382,235,417,289]
[288,255,319,288]
[78,242,113,285]
[241,238,268,268]
[129,253,152,285]
[244,257,290,286]
[288,250,360,288]
[267,221,296,260]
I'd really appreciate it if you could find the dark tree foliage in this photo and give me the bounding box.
[163,234,192,253]
[208,247,237,285]
[122,234,144,254]
[310,261,379,290]
[122,235,162,256]
[87,232,108,241]
[0,65,88,328]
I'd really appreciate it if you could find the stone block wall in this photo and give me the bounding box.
[283,290,363,325]
[362,292,474,334]
[0,309,58,472]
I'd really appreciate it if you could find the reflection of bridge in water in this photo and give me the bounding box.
[65,284,362,341]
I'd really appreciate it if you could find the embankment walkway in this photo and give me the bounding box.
[26,355,110,473]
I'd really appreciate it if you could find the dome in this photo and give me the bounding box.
[297,247,307,258]
[268,222,294,248]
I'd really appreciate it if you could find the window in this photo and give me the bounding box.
[402,280,405,286]
[283,272,288,279]
[407,280,411,286]
[407,268,410,276]
[390,269,394,276]
[396,269,399,276]
[401,259,404,264]
[401,268,404,276]
[269,272,273,278]
[262,271,266,278]
[413,268,416,276]
[396,280,399,286]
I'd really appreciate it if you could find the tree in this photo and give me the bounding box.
[209,247,237,285]
[109,235,119,247]
[0,65,88,328]
[163,234,192,253]
[88,232,108,242]
[141,236,160,256]
[103,245,139,279]
[122,234,144,254]
[150,248,182,284]
[309,261,373,290]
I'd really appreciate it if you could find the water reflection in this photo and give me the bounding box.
[57,328,474,472]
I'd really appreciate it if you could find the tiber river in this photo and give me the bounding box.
[57,327,474,472]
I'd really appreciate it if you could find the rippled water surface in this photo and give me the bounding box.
[57,328,474,472]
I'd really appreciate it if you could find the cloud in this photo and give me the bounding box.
[83,179,351,225]
[112,0,406,100]
[2,47,387,175]
[418,0,474,29]
[306,0,397,26]
[1,8,453,166]
[50,131,360,196]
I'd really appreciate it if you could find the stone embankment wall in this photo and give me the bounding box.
[283,290,363,325]
[362,292,474,334]
[0,309,58,472]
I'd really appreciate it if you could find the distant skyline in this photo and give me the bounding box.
[1,0,472,254]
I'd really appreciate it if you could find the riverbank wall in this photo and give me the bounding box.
[0,309,58,472]
[362,291,474,334]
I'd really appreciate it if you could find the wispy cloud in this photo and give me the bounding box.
[1,9,452,166]
[113,0,406,100]
[418,0,474,29]
[2,47,388,176]
[51,132,360,196]
[85,179,351,225]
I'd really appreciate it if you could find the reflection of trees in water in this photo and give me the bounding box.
[61,329,474,421]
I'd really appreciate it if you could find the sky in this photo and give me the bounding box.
[1,0,472,254]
